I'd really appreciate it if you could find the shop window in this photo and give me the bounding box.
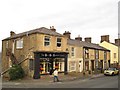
[44,36,50,46]
[57,38,62,47]
[16,38,23,49]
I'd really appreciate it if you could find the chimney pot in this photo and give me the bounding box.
[10,31,16,37]
[84,37,91,43]
[101,35,110,43]
[63,31,71,39]
[115,39,120,46]
[50,26,56,32]
[75,35,82,41]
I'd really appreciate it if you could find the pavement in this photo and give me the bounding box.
[2,72,104,84]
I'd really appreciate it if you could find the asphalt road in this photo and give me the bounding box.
[2,75,119,88]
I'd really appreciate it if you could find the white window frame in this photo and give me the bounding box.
[70,61,76,71]
[44,36,50,46]
[57,38,62,47]
[16,38,23,49]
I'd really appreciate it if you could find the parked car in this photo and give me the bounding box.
[104,67,119,76]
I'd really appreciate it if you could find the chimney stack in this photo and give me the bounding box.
[75,35,82,41]
[63,31,71,39]
[50,26,56,32]
[84,37,91,43]
[101,35,110,43]
[10,31,16,37]
[115,39,120,46]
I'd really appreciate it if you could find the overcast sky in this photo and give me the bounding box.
[0,0,119,51]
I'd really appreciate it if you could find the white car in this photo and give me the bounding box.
[104,68,119,76]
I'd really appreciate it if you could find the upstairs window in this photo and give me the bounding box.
[114,53,117,59]
[44,36,50,46]
[104,51,107,60]
[6,41,9,48]
[71,47,75,56]
[85,48,89,59]
[57,38,62,47]
[95,50,99,59]
[16,38,23,49]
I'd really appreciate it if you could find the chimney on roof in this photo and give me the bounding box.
[50,26,56,32]
[63,31,71,39]
[84,37,91,43]
[10,31,16,37]
[101,35,110,43]
[115,39,120,46]
[75,35,82,41]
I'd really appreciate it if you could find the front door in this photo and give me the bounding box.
[91,60,94,71]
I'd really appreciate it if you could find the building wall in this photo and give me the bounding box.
[2,33,68,77]
[36,34,67,52]
[99,41,118,64]
[89,49,95,60]
[67,45,83,72]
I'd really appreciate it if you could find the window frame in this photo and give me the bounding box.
[113,53,117,59]
[16,38,23,49]
[71,47,75,57]
[57,37,62,47]
[44,36,50,46]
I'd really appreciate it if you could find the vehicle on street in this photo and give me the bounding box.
[104,67,119,76]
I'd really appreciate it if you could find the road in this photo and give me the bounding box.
[2,75,118,88]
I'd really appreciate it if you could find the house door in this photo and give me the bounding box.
[91,60,94,71]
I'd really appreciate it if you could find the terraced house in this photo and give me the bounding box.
[2,26,110,79]
[63,32,110,73]
[99,35,120,68]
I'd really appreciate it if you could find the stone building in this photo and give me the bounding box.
[63,32,110,73]
[2,26,68,79]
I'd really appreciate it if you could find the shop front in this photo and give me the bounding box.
[33,51,68,79]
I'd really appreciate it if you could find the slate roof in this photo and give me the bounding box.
[68,39,110,51]
[3,27,63,40]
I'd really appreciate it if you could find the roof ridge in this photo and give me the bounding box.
[3,27,63,40]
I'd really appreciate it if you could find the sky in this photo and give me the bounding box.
[0,0,119,51]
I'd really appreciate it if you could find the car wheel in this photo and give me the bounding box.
[112,73,114,76]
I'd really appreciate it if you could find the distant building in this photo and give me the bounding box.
[99,35,119,68]
[63,32,110,73]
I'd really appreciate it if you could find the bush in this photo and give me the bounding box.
[9,64,25,80]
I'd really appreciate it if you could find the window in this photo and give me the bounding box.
[70,61,76,71]
[71,47,74,56]
[57,38,62,47]
[16,38,23,49]
[104,51,107,60]
[6,41,9,48]
[29,59,34,70]
[95,50,99,59]
[44,36,50,46]
[114,53,116,58]
[85,48,89,59]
